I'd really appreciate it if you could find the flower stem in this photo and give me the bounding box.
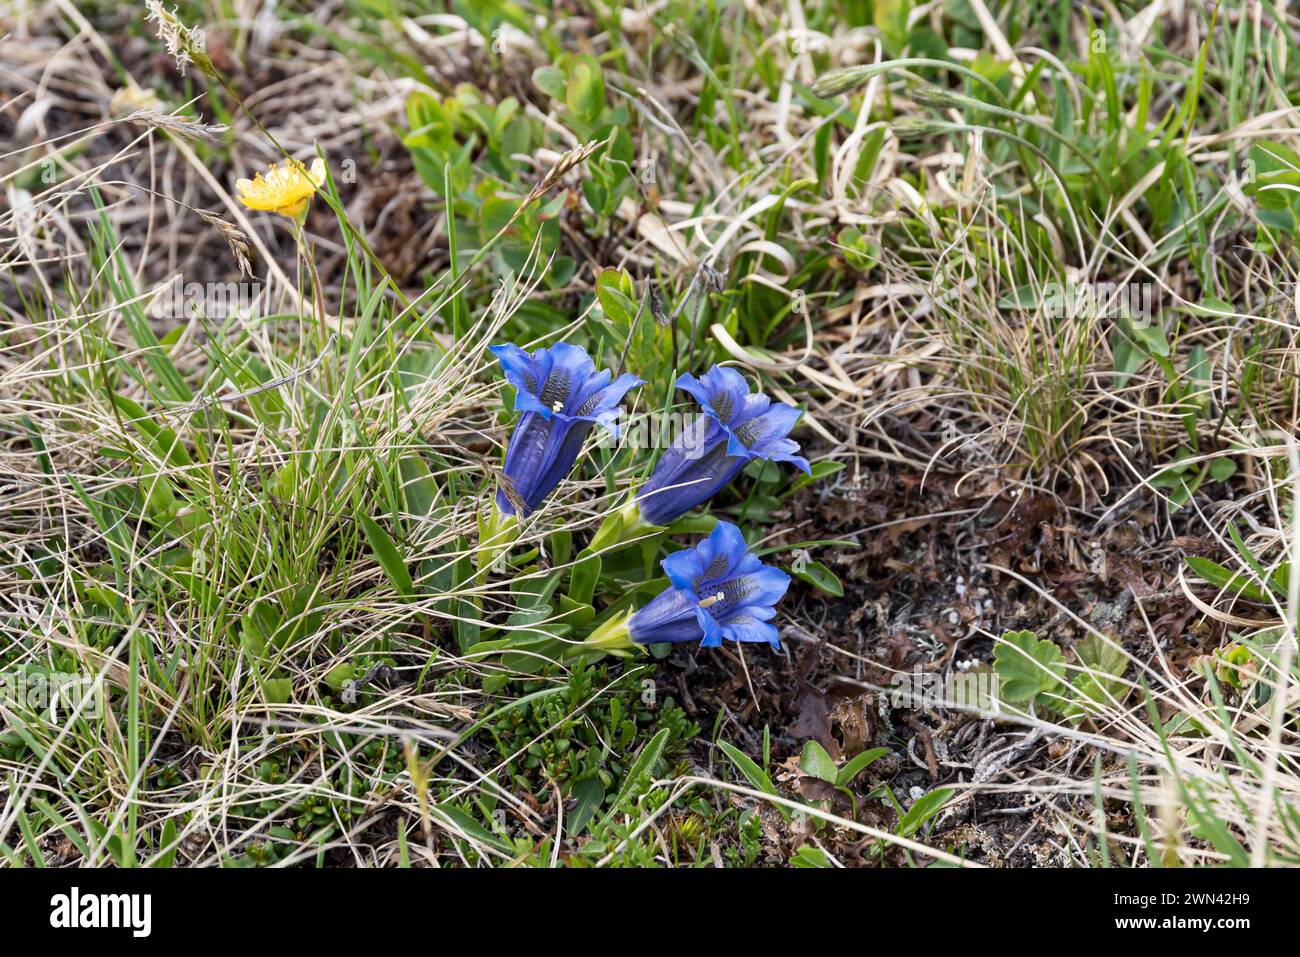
[567,498,653,607]
[586,497,646,555]
[476,503,518,573]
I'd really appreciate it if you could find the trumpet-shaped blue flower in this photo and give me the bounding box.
[633,367,810,526]
[491,342,642,516]
[582,521,791,653]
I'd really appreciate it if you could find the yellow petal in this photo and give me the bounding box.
[233,156,326,215]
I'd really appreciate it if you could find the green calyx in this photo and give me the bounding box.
[476,502,519,571]
[573,610,638,658]
[586,497,656,555]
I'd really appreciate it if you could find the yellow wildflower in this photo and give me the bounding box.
[235,157,326,222]
[110,85,162,118]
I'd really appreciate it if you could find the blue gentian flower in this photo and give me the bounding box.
[581,521,791,654]
[491,342,642,516]
[633,367,810,526]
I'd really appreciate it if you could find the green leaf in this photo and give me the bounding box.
[323,662,356,692]
[799,740,839,783]
[1066,636,1129,716]
[567,777,604,835]
[109,394,193,468]
[238,603,277,660]
[896,787,955,839]
[873,0,914,54]
[30,798,90,860]
[569,553,601,606]
[783,460,844,497]
[835,747,891,787]
[993,630,1066,705]
[1111,326,1145,384]
[565,55,605,123]
[262,677,292,705]
[1129,323,1170,358]
[16,811,44,867]
[790,844,832,867]
[480,195,521,236]
[1248,141,1300,210]
[451,539,479,652]
[1209,457,1237,482]
[398,454,439,524]
[507,572,563,625]
[152,819,178,868]
[359,514,414,597]
[603,728,669,823]
[792,559,844,597]
[1185,556,1271,603]
[1075,634,1127,678]
[532,65,567,100]
[595,267,638,327]
[1227,521,1287,597]
[432,803,513,855]
[717,740,789,821]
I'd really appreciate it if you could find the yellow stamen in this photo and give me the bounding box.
[552,400,564,412]
[235,157,326,222]
[698,591,725,609]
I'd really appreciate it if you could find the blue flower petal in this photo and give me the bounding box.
[731,391,773,425]
[547,341,598,381]
[492,342,640,515]
[628,587,706,645]
[571,367,613,407]
[728,564,793,611]
[491,344,543,407]
[676,367,752,425]
[753,438,812,474]
[573,371,644,439]
[719,611,782,647]
[635,366,808,524]
[630,520,789,651]
[495,411,552,510]
[662,542,708,595]
[496,413,594,514]
[693,605,727,647]
[635,417,746,526]
[699,521,749,580]
[725,403,804,457]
